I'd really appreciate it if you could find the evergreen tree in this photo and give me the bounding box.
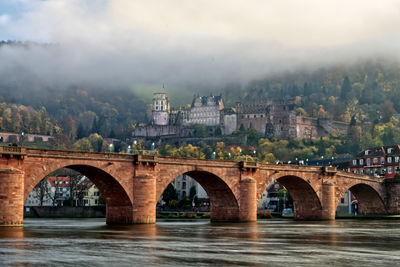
[303,82,313,96]
[76,123,86,139]
[91,117,99,134]
[340,76,352,100]
[162,183,178,206]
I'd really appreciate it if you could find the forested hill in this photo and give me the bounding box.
[1,56,400,145]
[223,59,400,124]
[0,86,148,139]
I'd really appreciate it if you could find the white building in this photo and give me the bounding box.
[152,92,170,126]
[189,95,224,126]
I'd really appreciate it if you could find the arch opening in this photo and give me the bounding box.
[273,175,322,220]
[157,171,240,222]
[25,165,133,224]
[257,181,294,218]
[335,184,386,217]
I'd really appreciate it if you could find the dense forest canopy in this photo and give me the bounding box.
[1,40,400,159]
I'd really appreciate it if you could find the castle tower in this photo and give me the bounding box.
[152,91,170,126]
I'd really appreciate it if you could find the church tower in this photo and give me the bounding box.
[152,87,170,125]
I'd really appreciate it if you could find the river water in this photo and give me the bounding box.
[1,218,400,266]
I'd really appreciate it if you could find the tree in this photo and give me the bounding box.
[381,101,396,123]
[194,124,207,138]
[340,76,352,100]
[76,123,86,139]
[162,183,178,206]
[88,133,103,152]
[73,138,92,151]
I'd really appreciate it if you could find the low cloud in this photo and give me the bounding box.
[1,0,400,91]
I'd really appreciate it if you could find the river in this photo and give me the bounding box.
[0,218,400,266]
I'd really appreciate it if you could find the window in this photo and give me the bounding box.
[388,148,393,154]
[381,168,386,174]
[352,159,357,166]
[359,169,364,174]
[341,198,345,204]
[367,158,371,166]
[388,167,393,174]
[353,169,357,174]
[373,158,378,164]
[359,159,364,165]
[396,157,399,163]
[365,150,369,155]
[388,157,392,163]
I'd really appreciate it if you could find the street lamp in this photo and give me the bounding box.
[109,144,113,153]
[212,151,216,160]
[127,145,132,154]
[228,152,231,160]
[133,140,137,154]
[20,132,24,146]
[151,142,155,151]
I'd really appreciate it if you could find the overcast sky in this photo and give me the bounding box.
[1,0,400,91]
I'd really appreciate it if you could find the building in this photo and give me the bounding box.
[189,95,224,126]
[258,182,292,212]
[172,174,207,200]
[25,175,102,207]
[234,99,348,140]
[152,92,170,126]
[169,106,191,126]
[350,145,400,178]
[133,90,349,141]
[0,132,54,143]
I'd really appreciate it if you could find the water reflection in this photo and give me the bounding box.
[0,218,400,266]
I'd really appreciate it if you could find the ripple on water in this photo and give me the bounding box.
[0,218,400,266]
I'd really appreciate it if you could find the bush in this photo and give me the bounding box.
[257,211,273,219]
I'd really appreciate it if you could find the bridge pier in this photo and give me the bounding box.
[239,178,257,222]
[320,181,336,220]
[384,179,400,215]
[131,174,156,224]
[106,205,134,224]
[0,168,24,226]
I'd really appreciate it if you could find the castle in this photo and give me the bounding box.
[132,90,349,140]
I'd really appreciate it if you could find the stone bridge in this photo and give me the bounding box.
[0,146,399,226]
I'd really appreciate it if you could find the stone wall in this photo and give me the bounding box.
[24,206,106,218]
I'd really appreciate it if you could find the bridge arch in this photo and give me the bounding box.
[270,173,323,220]
[157,170,240,222]
[24,163,133,224]
[336,182,386,216]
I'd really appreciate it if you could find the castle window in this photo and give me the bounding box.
[388,167,393,174]
[396,156,399,163]
[359,159,364,165]
[352,159,357,166]
[388,157,392,163]
[254,115,256,118]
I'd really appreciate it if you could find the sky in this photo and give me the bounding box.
[0,0,400,92]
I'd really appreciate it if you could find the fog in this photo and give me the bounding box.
[1,0,400,92]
